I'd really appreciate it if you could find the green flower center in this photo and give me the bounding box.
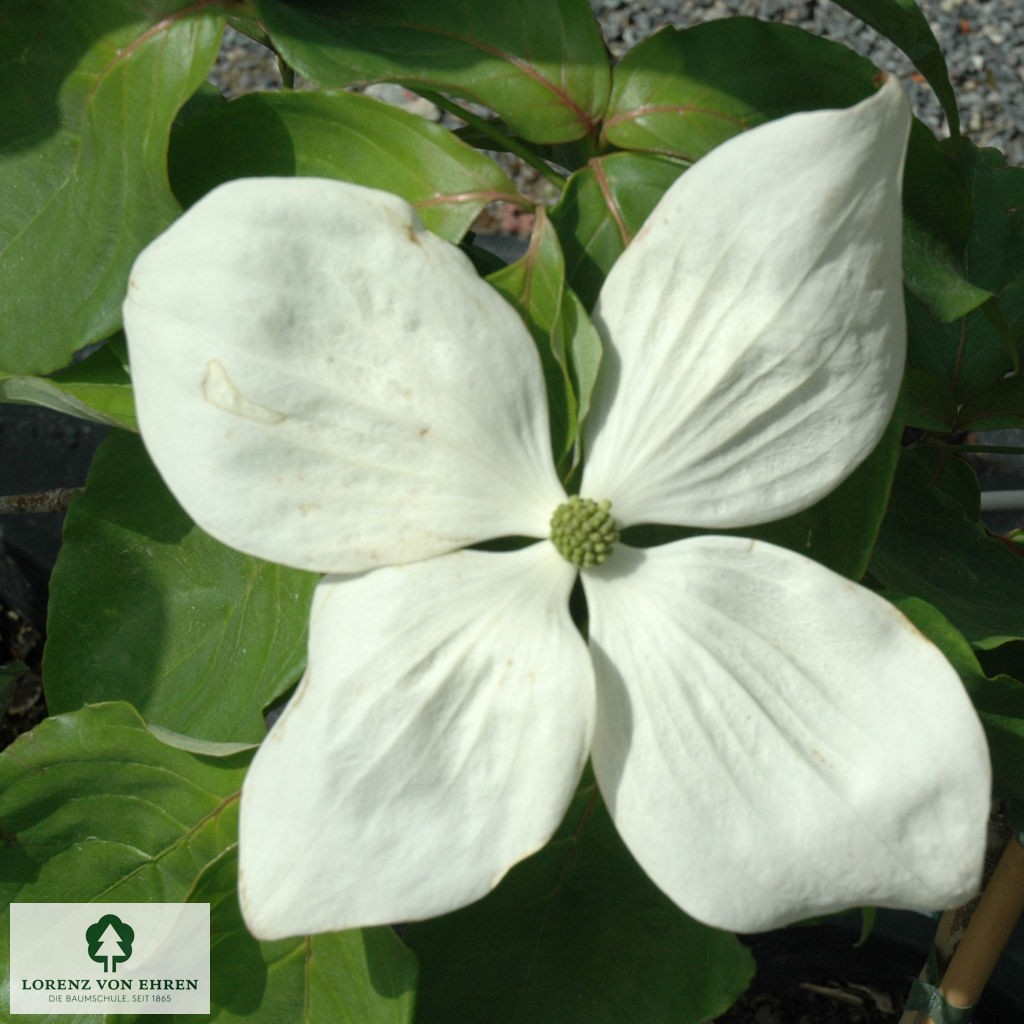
[550,497,619,568]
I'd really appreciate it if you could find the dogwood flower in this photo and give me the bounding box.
[123,77,990,940]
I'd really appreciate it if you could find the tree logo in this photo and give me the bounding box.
[85,914,134,973]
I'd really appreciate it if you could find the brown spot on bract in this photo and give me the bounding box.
[419,426,430,437]
[405,225,420,245]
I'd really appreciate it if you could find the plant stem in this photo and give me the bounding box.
[277,56,295,90]
[415,89,567,189]
[0,488,82,514]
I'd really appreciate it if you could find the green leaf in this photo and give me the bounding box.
[169,89,521,243]
[253,0,610,145]
[549,152,685,310]
[904,367,958,432]
[888,595,1024,800]
[488,209,602,475]
[0,702,418,1024]
[960,373,1024,431]
[832,0,959,134]
[870,449,1024,648]
[902,222,991,326]
[0,338,137,430]
[902,121,992,324]
[189,851,418,1024]
[0,702,247,903]
[904,291,1017,432]
[405,783,753,1024]
[0,0,224,375]
[44,431,318,743]
[601,19,876,160]
[957,142,1024,296]
[954,144,1024,401]
[916,445,982,519]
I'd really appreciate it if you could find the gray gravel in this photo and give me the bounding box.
[210,1,1024,164]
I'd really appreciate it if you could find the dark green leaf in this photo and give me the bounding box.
[953,143,1024,412]
[488,209,602,474]
[888,595,1024,799]
[253,0,610,144]
[957,142,1024,296]
[405,784,753,1024]
[0,338,137,430]
[174,80,228,130]
[189,852,418,1024]
[904,367,958,432]
[832,0,959,133]
[0,0,223,375]
[169,89,521,243]
[912,445,982,520]
[902,121,992,323]
[870,449,1024,648]
[45,432,317,742]
[601,19,876,159]
[904,291,1017,432]
[960,373,1024,431]
[910,142,1024,427]
[550,152,685,309]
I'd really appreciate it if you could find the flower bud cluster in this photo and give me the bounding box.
[550,496,619,568]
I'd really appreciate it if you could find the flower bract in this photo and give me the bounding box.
[123,76,991,940]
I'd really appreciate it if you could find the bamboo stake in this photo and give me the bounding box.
[900,834,1024,1024]
[938,836,1024,1011]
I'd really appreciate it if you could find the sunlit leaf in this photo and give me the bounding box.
[0,0,223,374]
[254,0,610,144]
[488,209,601,473]
[0,338,136,430]
[602,19,874,159]
[549,152,685,309]
[169,89,521,243]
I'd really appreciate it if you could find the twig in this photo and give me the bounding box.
[0,488,82,514]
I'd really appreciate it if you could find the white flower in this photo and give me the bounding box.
[123,77,990,941]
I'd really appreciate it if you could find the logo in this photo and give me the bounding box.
[85,914,135,973]
[10,903,209,1015]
